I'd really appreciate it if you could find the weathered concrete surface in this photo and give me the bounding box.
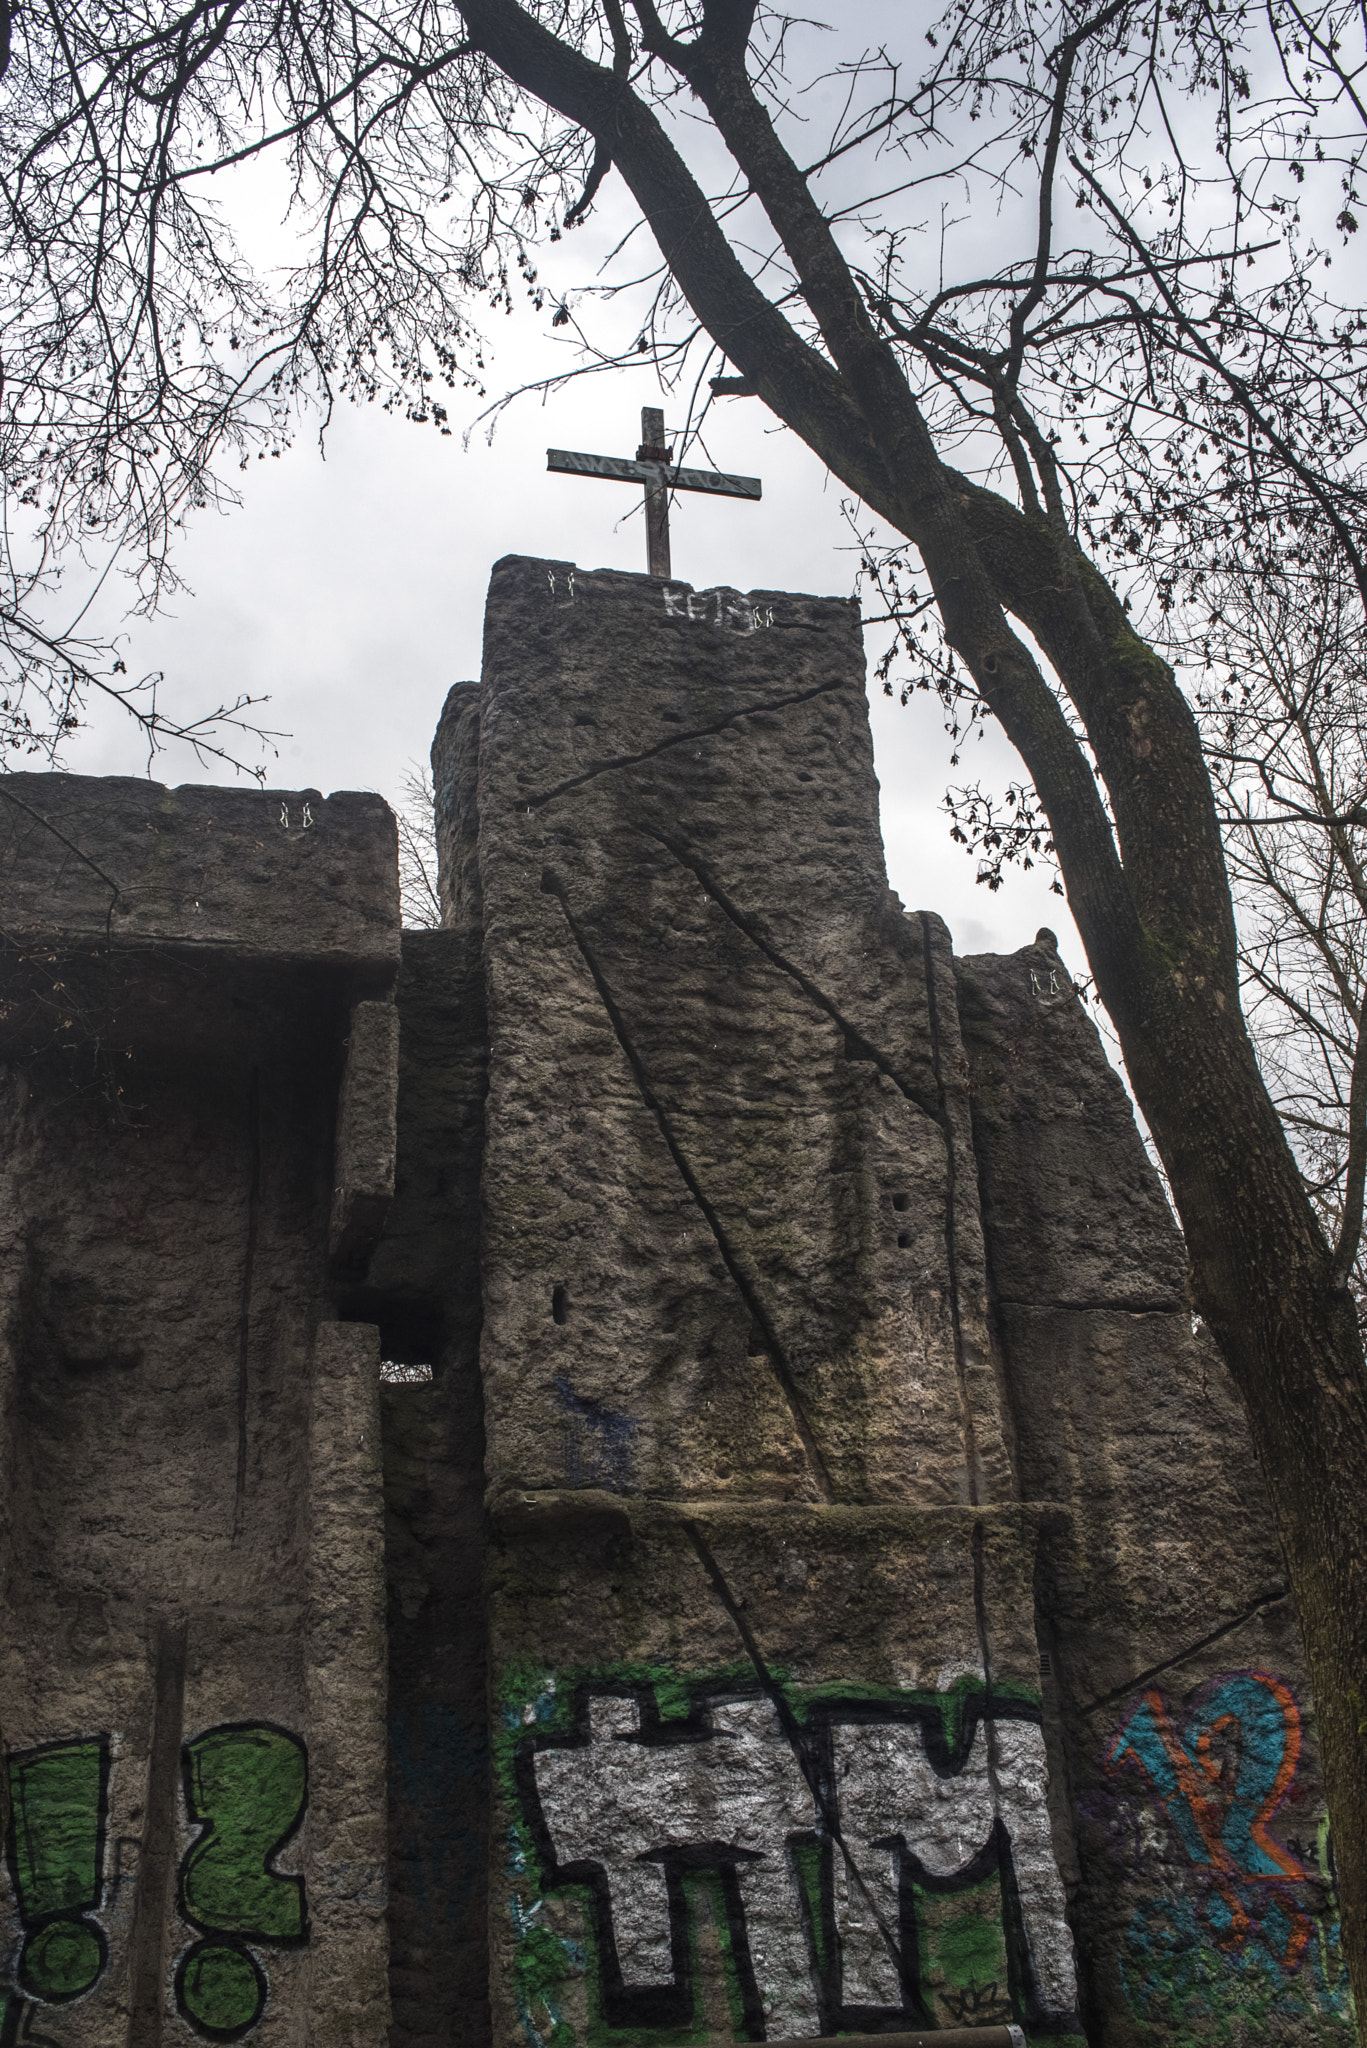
[0,553,1346,2048]
[305,1321,390,2044]
[0,775,399,967]
[958,936,1338,2045]
[455,560,1342,2048]
[330,1002,401,1271]
[0,787,397,2046]
[453,561,1078,2048]
[462,557,1011,1512]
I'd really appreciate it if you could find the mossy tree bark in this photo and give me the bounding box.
[451,0,1367,2025]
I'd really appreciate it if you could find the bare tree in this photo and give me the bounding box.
[9,0,1367,2017]
[1200,555,1367,1299]
[395,760,442,927]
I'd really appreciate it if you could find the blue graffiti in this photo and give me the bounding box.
[554,1379,636,1490]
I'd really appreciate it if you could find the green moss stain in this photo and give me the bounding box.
[7,1740,106,1919]
[912,1870,1012,2028]
[789,1837,828,1982]
[788,1670,1037,1751]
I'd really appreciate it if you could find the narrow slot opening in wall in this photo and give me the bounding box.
[335,1292,445,1383]
[552,1286,569,1326]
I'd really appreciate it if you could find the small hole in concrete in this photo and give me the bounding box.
[572,713,598,727]
[662,710,682,723]
[798,771,814,783]
[552,1286,569,1325]
[897,1232,912,1249]
[892,1193,909,1211]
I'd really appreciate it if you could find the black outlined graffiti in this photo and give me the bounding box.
[511,1679,1079,2040]
[174,1722,308,2041]
[3,1738,111,2008]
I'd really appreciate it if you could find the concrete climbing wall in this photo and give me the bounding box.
[957,943,1347,2044]
[0,554,1349,2048]
[0,778,398,2045]
[449,557,1079,2047]
[440,555,1349,2048]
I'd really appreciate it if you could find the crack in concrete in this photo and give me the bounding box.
[994,1296,1184,1315]
[521,678,847,811]
[232,1066,261,1544]
[1076,1585,1291,1717]
[681,1517,907,1987]
[920,914,981,1512]
[649,829,940,1125]
[543,869,835,1504]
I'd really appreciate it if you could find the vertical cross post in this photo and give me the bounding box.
[636,405,672,580]
[546,414,760,578]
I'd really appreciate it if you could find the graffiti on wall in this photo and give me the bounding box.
[499,1666,1081,2047]
[175,1723,309,2039]
[2,1722,307,2042]
[5,1739,111,2008]
[1099,1669,1350,2034]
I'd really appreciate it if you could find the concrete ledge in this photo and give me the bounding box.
[0,774,400,967]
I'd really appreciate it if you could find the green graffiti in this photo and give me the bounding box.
[912,1870,1012,2029]
[179,1724,307,1942]
[174,1722,308,2042]
[20,1921,105,2002]
[176,1940,267,2040]
[4,1738,109,2004]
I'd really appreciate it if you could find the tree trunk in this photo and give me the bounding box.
[450,4,1367,2023]
[1126,969,1367,2027]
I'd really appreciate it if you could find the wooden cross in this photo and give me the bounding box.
[547,406,762,580]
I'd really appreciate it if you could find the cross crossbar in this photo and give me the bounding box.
[546,448,762,500]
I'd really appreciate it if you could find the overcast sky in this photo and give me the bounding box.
[54,1,1086,968]
[61,367,1081,963]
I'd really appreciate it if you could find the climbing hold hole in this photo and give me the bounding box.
[540,868,560,895]
[897,1232,912,1249]
[552,1286,569,1326]
[892,1193,909,1211]
[798,771,814,783]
